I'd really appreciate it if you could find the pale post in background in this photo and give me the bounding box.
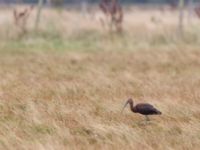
[178,0,185,35]
[35,0,44,30]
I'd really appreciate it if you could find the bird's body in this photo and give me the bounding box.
[133,103,161,115]
[122,98,161,121]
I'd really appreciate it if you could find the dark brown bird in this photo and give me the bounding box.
[121,98,161,121]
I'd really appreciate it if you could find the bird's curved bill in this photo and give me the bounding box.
[121,100,129,113]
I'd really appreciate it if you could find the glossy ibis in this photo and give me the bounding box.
[121,98,161,121]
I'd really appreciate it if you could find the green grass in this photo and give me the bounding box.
[1,25,200,54]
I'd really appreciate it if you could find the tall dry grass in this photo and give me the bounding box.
[0,5,200,150]
[1,49,200,150]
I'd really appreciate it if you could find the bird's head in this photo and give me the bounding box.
[121,98,134,113]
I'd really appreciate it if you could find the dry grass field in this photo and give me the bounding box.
[0,5,200,150]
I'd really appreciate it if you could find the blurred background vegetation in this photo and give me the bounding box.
[0,0,199,5]
[0,0,200,52]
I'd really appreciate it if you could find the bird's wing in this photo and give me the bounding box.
[135,103,158,112]
[136,103,155,109]
[135,103,161,114]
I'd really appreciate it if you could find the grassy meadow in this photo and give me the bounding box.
[0,5,200,150]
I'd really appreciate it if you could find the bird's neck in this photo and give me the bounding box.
[129,102,137,113]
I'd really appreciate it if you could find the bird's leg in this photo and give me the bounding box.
[145,115,150,122]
